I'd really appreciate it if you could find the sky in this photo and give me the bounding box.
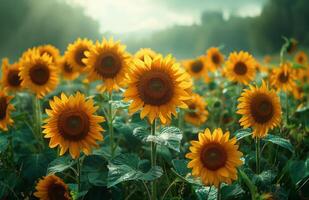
[65,0,267,34]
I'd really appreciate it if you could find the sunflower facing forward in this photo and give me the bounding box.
[34,174,71,200]
[294,51,308,66]
[184,94,208,126]
[19,51,59,98]
[205,47,224,71]
[237,81,281,138]
[0,89,14,131]
[186,128,243,187]
[84,38,131,92]
[183,57,210,82]
[124,55,192,124]
[59,57,79,80]
[1,58,23,91]
[135,48,157,61]
[43,92,104,159]
[224,51,256,85]
[38,45,61,63]
[65,38,94,72]
[269,63,297,92]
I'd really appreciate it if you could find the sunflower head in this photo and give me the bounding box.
[65,38,94,72]
[183,56,209,82]
[135,48,157,61]
[59,57,79,80]
[124,55,192,124]
[294,51,308,65]
[37,45,61,63]
[83,38,131,92]
[286,38,298,54]
[1,58,23,91]
[224,51,256,85]
[205,47,224,71]
[184,93,208,126]
[237,81,281,138]
[270,63,297,92]
[186,128,243,187]
[43,92,104,159]
[19,51,59,98]
[0,89,14,131]
[34,174,71,200]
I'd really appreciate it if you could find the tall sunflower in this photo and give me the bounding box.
[43,92,104,159]
[84,38,131,92]
[294,51,308,66]
[1,58,23,91]
[123,55,192,124]
[205,47,224,71]
[135,48,157,61]
[183,57,210,82]
[0,89,14,131]
[184,94,208,126]
[38,45,60,63]
[237,81,281,138]
[19,51,59,98]
[269,63,297,92]
[65,38,93,72]
[224,51,256,85]
[34,174,71,200]
[59,57,79,80]
[186,128,243,187]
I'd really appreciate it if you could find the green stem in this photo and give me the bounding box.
[33,96,43,150]
[285,92,289,125]
[255,138,261,174]
[151,120,157,200]
[142,181,152,200]
[108,92,115,157]
[217,183,221,200]
[161,179,178,200]
[77,157,81,192]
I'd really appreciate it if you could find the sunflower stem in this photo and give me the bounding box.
[150,120,157,200]
[108,92,115,157]
[77,157,81,193]
[255,137,261,174]
[285,92,289,125]
[33,96,44,150]
[217,183,221,200]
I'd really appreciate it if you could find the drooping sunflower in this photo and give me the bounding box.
[135,48,157,61]
[184,94,208,126]
[186,128,243,187]
[59,57,79,80]
[1,58,23,91]
[183,57,210,82]
[0,89,14,131]
[269,63,297,92]
[123,55,192,124]
[294,51,308,66]
[205,47,224,71]
[38,45,61,63]
[43,92,104,159]
[65,38,93,72]
[237,81,281,138]
[34,174,71,200]
[19,51,59,98]
[286,38,298,54]
[224,51,256,85]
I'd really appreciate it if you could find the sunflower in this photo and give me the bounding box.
[19,51,59,98]
[123,55,192,124]
[59,57,79,80]
[205,47,224,71]
[183,57,210,82]
[38,45,61,63]
[292,86,304,100]
[43,92,104,159]
[34,174,71,200]
[286,38,298,54]
[186,128,243,187]
[0,89,14,131]
[135,48,157,61]
[224,51,256,85]
[263,55,272,64]
[1,58,23,91]
[184,94,208,126]
[294,51,308,66]
[269,63,297,92]
[65,38,93,72]
[237,81,281,138]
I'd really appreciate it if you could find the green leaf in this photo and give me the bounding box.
[234,129,252,141]
[107,153,163,188]
[289,160,309,185]
[83,155,108,186]
[111,100,129,110]
[47,156,75,174]
[263,134,294,153]
[194,186,217,200]
[0,135,8,153]
[171,159,202,185]
[222,183,245,200]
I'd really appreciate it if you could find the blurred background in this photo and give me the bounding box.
[0,0,308,60]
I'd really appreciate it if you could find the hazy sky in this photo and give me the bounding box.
[65,0,267,34]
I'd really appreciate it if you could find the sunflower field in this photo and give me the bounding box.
[0,36,308,200]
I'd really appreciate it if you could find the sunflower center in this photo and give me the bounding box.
[279,72,289,83]
[58,110,90,141]
[234,62,247,75]
[95,55,120,78]
[250,94,274,123]
[8,70,22,87]
[298,56,304,63]
[75,48,88,67]
[212,54,220,64]
[191,60,203,73]
[138,71,174,106]
[29,64,50,85]
[0,97,8,120]
[201,143,227,170]
[48,183,68,200]
[63,63,73,73]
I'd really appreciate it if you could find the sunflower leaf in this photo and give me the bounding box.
[263,134,294,153]
[47,156,75,174]
[234,129,252,141]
